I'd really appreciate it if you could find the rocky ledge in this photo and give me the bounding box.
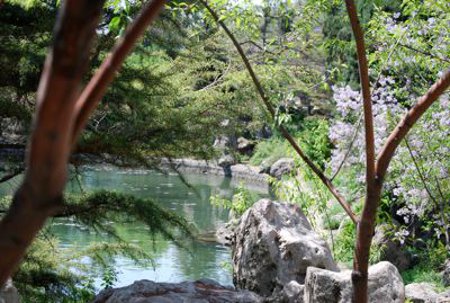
[159,158,269,185]
[92,279,262,303]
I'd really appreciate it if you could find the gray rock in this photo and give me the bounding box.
[0,278,20,303]
[304,261,404,303]
[218,154,235,167]
[92,279,262,303]
[282,281,304,303]
[215,220,237,246]
[218,154,235,177]
[269,158,295,179]
[233,199,337,298]
[442,260,450,287]
[237,137,255,155]
[405,283,439,303]
[310,106,327,116]
[437,290,450,302]
[213,135,232,151]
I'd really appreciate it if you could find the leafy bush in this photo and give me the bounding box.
[211,183,259,216]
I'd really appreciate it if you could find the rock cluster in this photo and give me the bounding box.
[405,283,450,303]
[92,199,425,303]
[232,199,337,300]
[232,199,407,303]
[269,158,295,180]
[304,262,404,302]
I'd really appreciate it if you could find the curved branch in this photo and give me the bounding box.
[200,0,358,224]
[376,69,450,180]
[71,0,167,145]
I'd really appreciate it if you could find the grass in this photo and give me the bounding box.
[401,265,446,292]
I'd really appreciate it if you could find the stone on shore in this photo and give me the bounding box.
[304,261,404,303]
[233,199,337,299]
[92,279,262,303]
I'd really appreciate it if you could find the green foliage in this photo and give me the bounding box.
[14,235,96,303]
[251,117,332,169]
[63,191,194,244]
[211,183,258,216]
[296,118,331,169]
[250,137,289,166]
[100,266,118,289]
[0,191,194,302]
[402,265,446,292]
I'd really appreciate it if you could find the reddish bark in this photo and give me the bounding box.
[0,0,105,285]
[72,0,167,144]
[343,0,450,301]
[0,0,166,285]
[344,1,376,301]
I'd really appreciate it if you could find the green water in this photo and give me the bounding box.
[0,165,268,288]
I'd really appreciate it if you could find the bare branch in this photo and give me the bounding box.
[331,113,363,181]
[344,1,379,301]
[399,43,450,64]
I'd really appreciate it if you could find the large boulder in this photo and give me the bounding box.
[405,283,439,303]
[93,279,262,303]
[304,261,404,303]
[269,158,295,180]
[232,199,337,298]
[0,278,20,303]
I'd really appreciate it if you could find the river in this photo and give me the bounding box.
[0,164,268,289]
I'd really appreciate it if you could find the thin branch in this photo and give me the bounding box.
[71,0,167,145]
[404,138,449,246]
[198,63,232,91]
[435,176,446,202]
[330,113,363,181]
[376,69,450,180]
[398,43,450,64]
[404,139,438,207]
[200,0,358,224]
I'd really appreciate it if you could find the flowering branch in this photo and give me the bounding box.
[377,69,450,179]
[343,0,450,300]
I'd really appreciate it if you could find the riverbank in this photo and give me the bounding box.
[158,158,269,187]
[0,146,269,188]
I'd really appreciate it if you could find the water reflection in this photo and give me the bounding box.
[0,165,268,288]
